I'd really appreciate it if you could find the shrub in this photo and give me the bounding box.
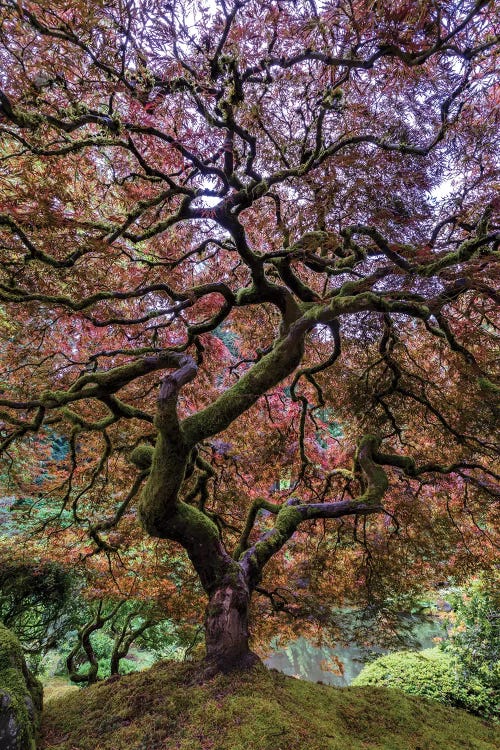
[442,575,499,720]
[352,648,496,720]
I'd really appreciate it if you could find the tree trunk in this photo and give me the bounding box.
[204,574,259,673]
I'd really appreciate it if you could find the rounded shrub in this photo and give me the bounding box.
[352,648,496,720]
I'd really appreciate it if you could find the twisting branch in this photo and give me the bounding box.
[240,435,389,585]
[66,600,124,685]
[233,498,281,560]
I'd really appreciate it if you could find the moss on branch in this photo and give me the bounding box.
[241,436,389,583]
[138,354,197,536]
[182,319,313,444]
[129,444,154,470]
[478,377,500,396]
[234,498,281,560]
[354,435,389,503]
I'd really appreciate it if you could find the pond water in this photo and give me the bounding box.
[265,617,446,686]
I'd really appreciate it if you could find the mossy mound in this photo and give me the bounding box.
[43,677,79,705]
[41,660,499,750]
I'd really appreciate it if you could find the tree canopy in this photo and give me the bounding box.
[0,0,498,672]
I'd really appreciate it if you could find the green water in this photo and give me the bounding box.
[266,618,446,686]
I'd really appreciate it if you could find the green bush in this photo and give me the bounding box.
[442,575,499,720]
[352,648,496,720]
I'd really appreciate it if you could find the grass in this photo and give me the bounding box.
[41,660,500,750]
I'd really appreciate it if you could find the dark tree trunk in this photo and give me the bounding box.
[204,574,259,673]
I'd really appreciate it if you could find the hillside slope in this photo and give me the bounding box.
[41,661,499,750]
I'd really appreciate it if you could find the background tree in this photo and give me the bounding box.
[64,598,179,684]
[0,558,76,660]
[0,544,192,681]
[442,573,500,718]
[0,0,498,673]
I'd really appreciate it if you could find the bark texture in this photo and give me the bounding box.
[204,572,259,673]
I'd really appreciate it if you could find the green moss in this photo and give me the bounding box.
[13,110,43,129]
[353,648,498,720]
[42,659,500,750]
[0,623,43,750]
[171,502,220,540]
[182,330,305,444]
[478,377,500,395]
[43,678,79,705]
[62,408,114,430]
[40,390,70,406]
[129,444,154,470]
[251,506,302,567]
[353,435,389,505]
[138,430,189,536]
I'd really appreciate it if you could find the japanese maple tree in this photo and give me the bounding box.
[0,0,498,673]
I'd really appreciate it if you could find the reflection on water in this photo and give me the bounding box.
[266,637,367,686]
[265,618,446,686]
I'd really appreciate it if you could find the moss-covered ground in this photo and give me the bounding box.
[42,676,79,704]
[41,660,499,750]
